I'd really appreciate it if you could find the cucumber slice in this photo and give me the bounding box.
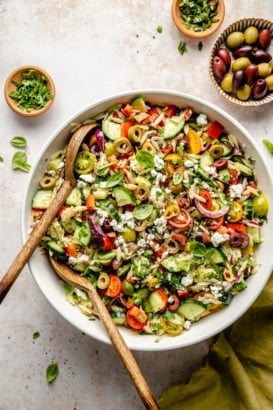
[102,117,121,140]
[247,226,261,244]
[112,186,136,207]
[61,218,78,234]
[163,116,185,140]
[199,150,213,169]
[217,169,231,184]
[177,300,206,321]
[131,96,148,112]
[66,187,83,207]
[205,247,227,264]
[46,240,65,256]
[73,221,92,246]
[32,189,54,209]
[233,162,253,176]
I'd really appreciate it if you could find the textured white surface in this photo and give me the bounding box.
[0,1,273,409]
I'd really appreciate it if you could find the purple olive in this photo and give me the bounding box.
[215,48,231,70]
[212,56,227,81]
[258,29,272,50]
[229,232,249,248]
[232,44,253,58]
[232,70,245,90]
[251,79,268,100]
[250,48,272,64]
[244,64,258,85]
[213,158,228,170]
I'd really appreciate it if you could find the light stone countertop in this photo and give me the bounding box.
[0,1,273,409]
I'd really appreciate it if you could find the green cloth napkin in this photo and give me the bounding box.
[159,274,273,410]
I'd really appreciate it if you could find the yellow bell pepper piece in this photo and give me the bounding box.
[164,203,180,219]
[187,129,202,154]
[228,200,243,222]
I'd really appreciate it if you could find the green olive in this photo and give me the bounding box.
[122,280,134,296]
[257,63,272,78]
[97,272,110,289]
[113,137,133,154]
[232,57,251,72]
[209,144,225,158]
[253,194,269,217]
[226,31,245,49]
[128,125,145,143]
[220,72,233,93]
[265,74,273,91]
[104,142,116,157]
[39,176,56,189]
[122,228,137,242]
[236,84,251,101]
[244,26,259,44]
[141,140,156,154]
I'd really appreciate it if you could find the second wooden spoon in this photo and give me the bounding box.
[0,123,97,303]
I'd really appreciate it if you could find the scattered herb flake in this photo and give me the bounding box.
[32,331,40,339]
[157,25,163,33]
[12,151,31,172]
[263,139,273,154]
[198,41,203,51]
[178,41,187,55]
[9,69,53,112]
[179,0,219,32]
[10,136,27,148]
[46,362,59,383]
[0,156,3,162]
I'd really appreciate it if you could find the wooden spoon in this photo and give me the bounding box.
[49,257,159,409]
[0,124,97,303]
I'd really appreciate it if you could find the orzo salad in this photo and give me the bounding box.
[31,96,268,337]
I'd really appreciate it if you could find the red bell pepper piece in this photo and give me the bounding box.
[207,121,224,139]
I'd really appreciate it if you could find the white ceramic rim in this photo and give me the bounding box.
[21,89,273,351]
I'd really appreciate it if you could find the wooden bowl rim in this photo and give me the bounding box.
[171,0,225,39]
[209,18,273,107]
[4,65,55,117]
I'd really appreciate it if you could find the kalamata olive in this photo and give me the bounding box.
[258,29,272,50]
[250,48,272,64]
[229,232,249,248]
[212,56,227,81]
[265,74,273,90]
[226,31,245,49]
[195,232,211,244]
[251,79,268,100]
[244,64,258,85]
[213,158,228,170]
[244,26,259,45]
[236,84,251,101]
[232,44,253,58]
[257,62,272,78]
[232,57,251,72]
[220,72,233,93]
[232,70,245,90]
[215,47,231,70]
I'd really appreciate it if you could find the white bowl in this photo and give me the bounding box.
[22,90,273,351]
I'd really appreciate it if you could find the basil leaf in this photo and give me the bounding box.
[10,136,27,148]
[135,150,154,169]
[46,362,59,383]
[12,151,31,172]
[105,171,124,187]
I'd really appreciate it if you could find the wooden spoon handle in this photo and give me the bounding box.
[86,283,160,409]
[0,181,72,303]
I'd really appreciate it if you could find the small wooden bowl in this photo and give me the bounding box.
[171,0,225,39]
[209,18,273,107]
[4,65,55,117]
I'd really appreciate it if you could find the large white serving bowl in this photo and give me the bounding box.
[22,90,273,351]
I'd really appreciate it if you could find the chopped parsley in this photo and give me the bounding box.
[179,0,219,32]
[46,362,59,383]
[263,139,273,155]
[178,41,187,55]
[9,69,53,112]
[198,41,203,51]
[32,331,40,339]
[0,156,3,162]
[157,25,163,33]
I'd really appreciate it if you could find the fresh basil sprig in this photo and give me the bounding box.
[12,151,31,172]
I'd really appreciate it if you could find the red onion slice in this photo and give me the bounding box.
[194,199,229,219]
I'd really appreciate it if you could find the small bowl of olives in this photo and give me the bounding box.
[209,18,273,106]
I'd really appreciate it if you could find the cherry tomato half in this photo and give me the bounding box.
[126,306,148,330]
[104,274,122,298]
